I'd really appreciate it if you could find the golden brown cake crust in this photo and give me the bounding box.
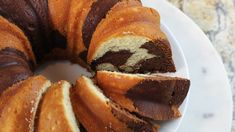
[48,0,71,35]
[66,0,93,56]
[0,76,50,132]
[72,0,95,56]
[48,0,95,59]
[0,16,35,64]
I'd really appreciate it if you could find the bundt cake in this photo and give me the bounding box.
[0,0,190,131]
[37,81,80,132]
[96,71,190,120]
[70,76,158,132]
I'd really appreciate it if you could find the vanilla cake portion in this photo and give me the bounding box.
[37,81,80,132]
[0,76,51,132]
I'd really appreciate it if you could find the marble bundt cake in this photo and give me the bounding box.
[96,71,190,120]
[0,0,190,131]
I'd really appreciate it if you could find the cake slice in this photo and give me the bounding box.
[37,81,80,132]
[96,71,190,120]
[76,0,141,60]
[0,76,51,132]
[87,6,175,73]
[70,76,158,132]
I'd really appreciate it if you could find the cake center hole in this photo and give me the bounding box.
[35,60,92,83]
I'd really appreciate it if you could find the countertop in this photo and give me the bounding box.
[166,0,235,131]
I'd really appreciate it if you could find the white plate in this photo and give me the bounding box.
[155,23,190,132]
[142,0,233,132]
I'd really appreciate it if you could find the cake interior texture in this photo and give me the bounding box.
[96,71,190,120]
[37,81,80,132]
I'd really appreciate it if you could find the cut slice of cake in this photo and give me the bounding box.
[70,76,158,132]
[96,71,190,120]
[0,76,51,132]
[37,81,80,132]
[87,6,175,73]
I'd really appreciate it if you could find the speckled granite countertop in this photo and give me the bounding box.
[167,0,235,131]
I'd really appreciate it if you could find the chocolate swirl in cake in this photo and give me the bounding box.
[82,0,121,49]
[0,48,33,93]
[0,0,59,61]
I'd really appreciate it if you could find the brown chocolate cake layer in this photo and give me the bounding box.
[91,50,133,70]
[0,0,55,60]
[82,0,120,49]
[91,40,176,73]
[136,40,176,73]
[110,103,156,132]
[125,79,190,120]
[0,48,33,93]
[96,71,190,120]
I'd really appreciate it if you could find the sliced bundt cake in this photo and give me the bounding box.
[96,71,190,120]
[0,76,51,132]
[0,0,190,131]
[87,6,176,73]
[37,81,80,132]
[70,76,158,132]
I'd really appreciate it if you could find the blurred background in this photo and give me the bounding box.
[166,0,235,131]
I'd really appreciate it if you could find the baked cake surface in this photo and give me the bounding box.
[0,0,190,131]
